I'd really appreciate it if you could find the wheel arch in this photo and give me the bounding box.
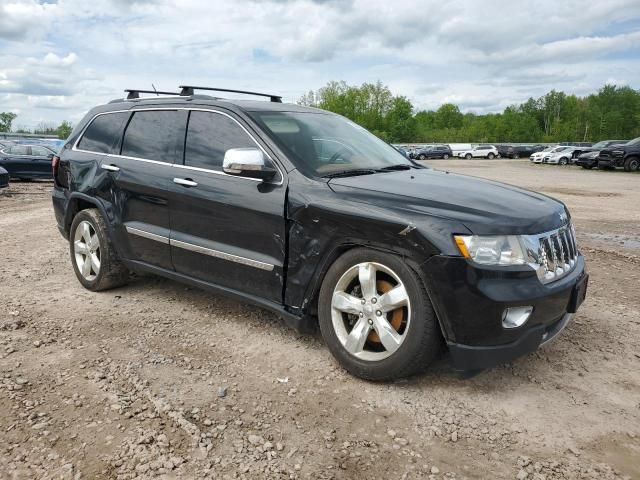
[63,193,113,237]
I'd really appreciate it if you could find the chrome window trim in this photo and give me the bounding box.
[125,226,170,244]
[72,107,284,184]
[124,226,274,271]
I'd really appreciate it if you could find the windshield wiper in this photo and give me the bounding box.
[322,169,379,178]
[378,164,413,171]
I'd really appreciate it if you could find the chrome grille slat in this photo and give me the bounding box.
[534,223,578,284]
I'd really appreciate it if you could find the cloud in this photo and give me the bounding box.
[0,0,639,127]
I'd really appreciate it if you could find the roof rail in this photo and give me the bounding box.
[125,89,181,100]
[178,85,282,103]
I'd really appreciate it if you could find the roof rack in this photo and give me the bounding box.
[125,89,181,100]
[178,85,282,103]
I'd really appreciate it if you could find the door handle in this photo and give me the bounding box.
[173,177,198,187]
[101,164,120,172]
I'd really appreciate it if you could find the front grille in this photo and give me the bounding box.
[537,224,578,283]
[599,152,610,158]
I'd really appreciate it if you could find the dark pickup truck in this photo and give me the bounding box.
[597,137,640,171]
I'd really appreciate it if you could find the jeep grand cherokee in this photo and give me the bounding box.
[51,86,588,381]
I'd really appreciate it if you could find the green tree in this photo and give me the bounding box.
[0,112,17,132]
[56,121,73,139]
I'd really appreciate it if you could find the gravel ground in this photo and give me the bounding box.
[0,160,639,479]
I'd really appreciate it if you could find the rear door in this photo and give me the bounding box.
[168,109,287,303]
[106,109,186,270]
[28,146,55,177]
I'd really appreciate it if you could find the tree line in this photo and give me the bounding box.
[0,113,72,140]
[298,81,640,144]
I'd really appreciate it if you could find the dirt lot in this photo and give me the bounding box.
[1,160,639,480]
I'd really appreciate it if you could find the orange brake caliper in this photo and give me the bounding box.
[367,279,404,343]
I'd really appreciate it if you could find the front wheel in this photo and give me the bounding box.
[559,157,568,166]
[419,154,426,160]
[443,154,449,159]
[69,209,129,291]
[318,248,441,381]
[465,153,472,160]
[624,157,639,172]
[487,153,495,159]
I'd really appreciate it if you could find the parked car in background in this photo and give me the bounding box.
[414,144,452,159]
[448,143,473,156]
[597,137,640,171]
[574,140,628,169]
[458,144,498,159]
[0,166,9,188]
[497,145,541,158]
[542,146,579,165]
[530,145,560,163]
[0,143,56,180]
[392,145,410,158]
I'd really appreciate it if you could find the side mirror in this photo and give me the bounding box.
[223,148,276,180]
[47,153,55,159]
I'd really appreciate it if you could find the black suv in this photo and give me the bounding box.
[574,140,628,169]
[51,86,588,380]
[414,145,452,160]
[596,137,640,171]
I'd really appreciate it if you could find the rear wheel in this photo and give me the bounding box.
[70,209,129,291]
[487,153,495,159]
[624,157,639,172]
[318,248,441,381]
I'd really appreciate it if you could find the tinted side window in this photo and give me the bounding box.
[78,112,129,154]
[121,110,182,161]
[185,111,256,170]
[9,145,29,155]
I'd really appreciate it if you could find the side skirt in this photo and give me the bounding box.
[122,259,315,334]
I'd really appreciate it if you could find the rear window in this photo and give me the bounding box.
[78,112,129,154]
[121,110,183,161]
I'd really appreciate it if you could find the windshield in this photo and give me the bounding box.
[592,141,609,148]
[248,111,413,176]
[625,137,640,146]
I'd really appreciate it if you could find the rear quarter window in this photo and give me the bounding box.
[77,112,130,154]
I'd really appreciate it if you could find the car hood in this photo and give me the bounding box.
[328,168,567,235]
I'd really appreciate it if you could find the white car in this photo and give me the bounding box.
[457,144,498,159]
[530,146,561,163]
[543,146,579,165]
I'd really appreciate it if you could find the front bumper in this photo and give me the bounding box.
[575,157,597,167]
[421,254,587,370]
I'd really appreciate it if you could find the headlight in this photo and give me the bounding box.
[454,235,527,265]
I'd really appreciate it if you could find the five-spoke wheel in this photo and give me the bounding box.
[73,220,101,281]
[331,262,410,361]
[318,248,441,380]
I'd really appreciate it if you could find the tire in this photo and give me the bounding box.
[443,154,449,159]
[513,153,520,159]
[465,154,472,160]
[487,153,495,159]
[624,157,639,172]
[318,248,441,381]
[69,208,129,291]
[419,154,426,160]
[559,157,568,166]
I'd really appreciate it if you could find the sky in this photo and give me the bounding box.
[1,0,640,130]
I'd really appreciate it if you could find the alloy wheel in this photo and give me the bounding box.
[74,220,101,281]
[330,262,411,361]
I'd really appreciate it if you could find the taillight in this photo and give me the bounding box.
[52,155,60,179]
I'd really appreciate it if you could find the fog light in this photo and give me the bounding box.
[502,306,533,329]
